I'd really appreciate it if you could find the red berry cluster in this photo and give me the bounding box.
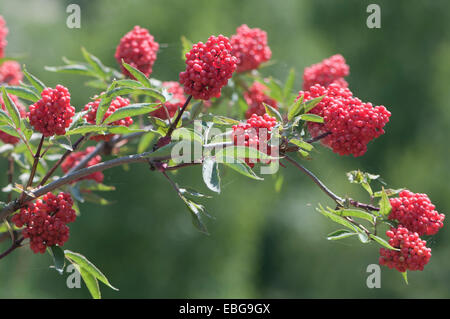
[61,146,104,184]
[0,60,23,85]
[389,190,445,236]
[150,81,186,120]
[230,24,271,73]
[379,226,432,272]
[303,54,349,90]
[243,82,278,119]
[231,113,277,167]
[0,15,7,58]
[28,85,75,137]
[297,83,391,157]
[0,94,25,144]
[12,192,77,254]
[115,25,159,78]
[179,35,237,100]
[84,96,132,141]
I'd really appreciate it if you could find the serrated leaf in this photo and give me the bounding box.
[0,109,13,126]
[23,67,46,93]
[179,187,212,198]
[370,234,399,250]
[214,146,275,163]
[20,119,34,141]
[290,138,313,151]
[189,101,203,121]
[212,115,240,126]
[202,157,220,193]
[327,229,358,240]
[220,157,263,180]
[137,132,157,153]
[49,245,65,275]
[2,88,21,128]
[122,61,152,88]
[180,196,209,234]
[103,103,161,124]
[64,250,118,291]
[106,126,146,135]
[316,205,359,232]
[68,111,88,131]
[114,79,143,88]
[4,86,40,102]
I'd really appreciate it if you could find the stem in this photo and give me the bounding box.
[305,131,331,144]
[284,154,344,205]
[7,155,14,202]
[0,237,24,260]
[165,95,192,138]
[38,135,89,186]
[24,135,45,191]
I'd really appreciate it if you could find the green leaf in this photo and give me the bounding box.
[275,174,284,192]
[335,208,375,223]
[81,47,109,79]
[66,125,106,136]
[212,115,240,126]
[45,64,96,77]
[2,88,21,128]
[20,119,34,141]
[0,125,21,139]
[379,187,392,216]
[68,111,88,131]
[99,86,165,105]
[373,188,403,198]
[179,187,212,199]
[316,205,360,232]
[105,125,146,135]
[263,102,282,123]
[202,157,221,193]
[302,95,324,113]
[287,95,303,121]
[220,157,263,181]
[122,61,152,88]
[103,103,161,124]
[144,142,175,160]
[370,234,399,250]
[283,68,296,100]
[49,245,65,275]
[0,109,13,126]
[64,250,118,291]
[180,196,209,234]
[214,146,275,163]
[137,132,157,153]
[73,263,101,299]
[298,113,324,123]
[189,101,203,121]
[327,229,358,240]
[4,86,40,102]
[181,36,193,61]
[289,138,313,151]
[114,79,143,88]
[23,67,46,93]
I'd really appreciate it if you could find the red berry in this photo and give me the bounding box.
[230,24,271,73]
[11,192,77,254]
[83,96,133,141]
[303,54,350,90]
[115,25,159,78]
[179,35,237,100]
[379,226,431,272]
[150,81,186,120]
[0,60,23,85]
[0,15,8,59]
[231,113,277,167]
[389,190,445,236]
[0,94,25,144]
[61,146,104,183]
[28,85,75,137]
[297,84,390,157]
[243,82,278,119]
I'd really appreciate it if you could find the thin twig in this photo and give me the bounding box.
[165,95,192,138]
[305,131,331,144]
[38,134,89,186]
[23,135,45,196]
[0,237,24,260]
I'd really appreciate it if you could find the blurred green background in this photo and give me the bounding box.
[0,0,449,298]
